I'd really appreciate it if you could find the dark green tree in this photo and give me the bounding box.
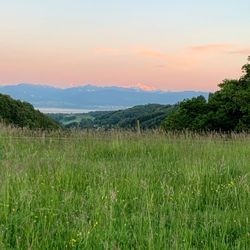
[162,95,210,131]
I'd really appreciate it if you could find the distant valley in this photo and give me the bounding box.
[48,104,176,130]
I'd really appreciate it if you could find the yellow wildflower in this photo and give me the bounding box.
[72,239,76,243]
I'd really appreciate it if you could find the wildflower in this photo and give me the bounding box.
[88,231,91,235]
[231,181,234,185]
[72,239,76,243]
[77,233,81,237]
[12,208,15,212]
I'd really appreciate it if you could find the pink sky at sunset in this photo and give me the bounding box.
[0,1,249,92]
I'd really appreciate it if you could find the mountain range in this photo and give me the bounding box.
[0,84,209,110]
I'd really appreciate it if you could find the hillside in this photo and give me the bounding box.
[48,104,176,129]
[0,84,209,109]
[0,93,61,129]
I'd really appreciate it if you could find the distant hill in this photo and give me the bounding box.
[0,84,209,109]
[0,93,61,129]
[48,104,176,130]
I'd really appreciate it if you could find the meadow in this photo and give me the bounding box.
[0,124,249,249]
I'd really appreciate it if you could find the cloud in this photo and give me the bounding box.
[189,44,234,52]
[189,44,250,56]
[91,46,119,54]
[134,47,196,67]
[135,48,191,66]
[136,49,169,59]
[121,83,157,91]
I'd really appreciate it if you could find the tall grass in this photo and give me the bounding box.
[0,124,249,249]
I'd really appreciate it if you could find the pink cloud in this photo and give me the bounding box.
[121,83,157,91]
[136,49,168,59]
[189,44,250,58]
[134,47,197,69]
[134,47,181,62]
[69,83,77,88]
[189,44,233,52]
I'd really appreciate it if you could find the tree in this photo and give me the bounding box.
[162,95,210,131]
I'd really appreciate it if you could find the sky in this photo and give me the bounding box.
[0,0,249,91]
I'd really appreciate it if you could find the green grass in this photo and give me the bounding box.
[0,125,249,249]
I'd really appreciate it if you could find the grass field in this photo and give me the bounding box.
[0,124,249,249]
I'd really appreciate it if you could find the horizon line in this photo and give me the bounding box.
[0,82,213,93]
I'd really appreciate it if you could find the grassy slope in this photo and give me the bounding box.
[0,125,249,249]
